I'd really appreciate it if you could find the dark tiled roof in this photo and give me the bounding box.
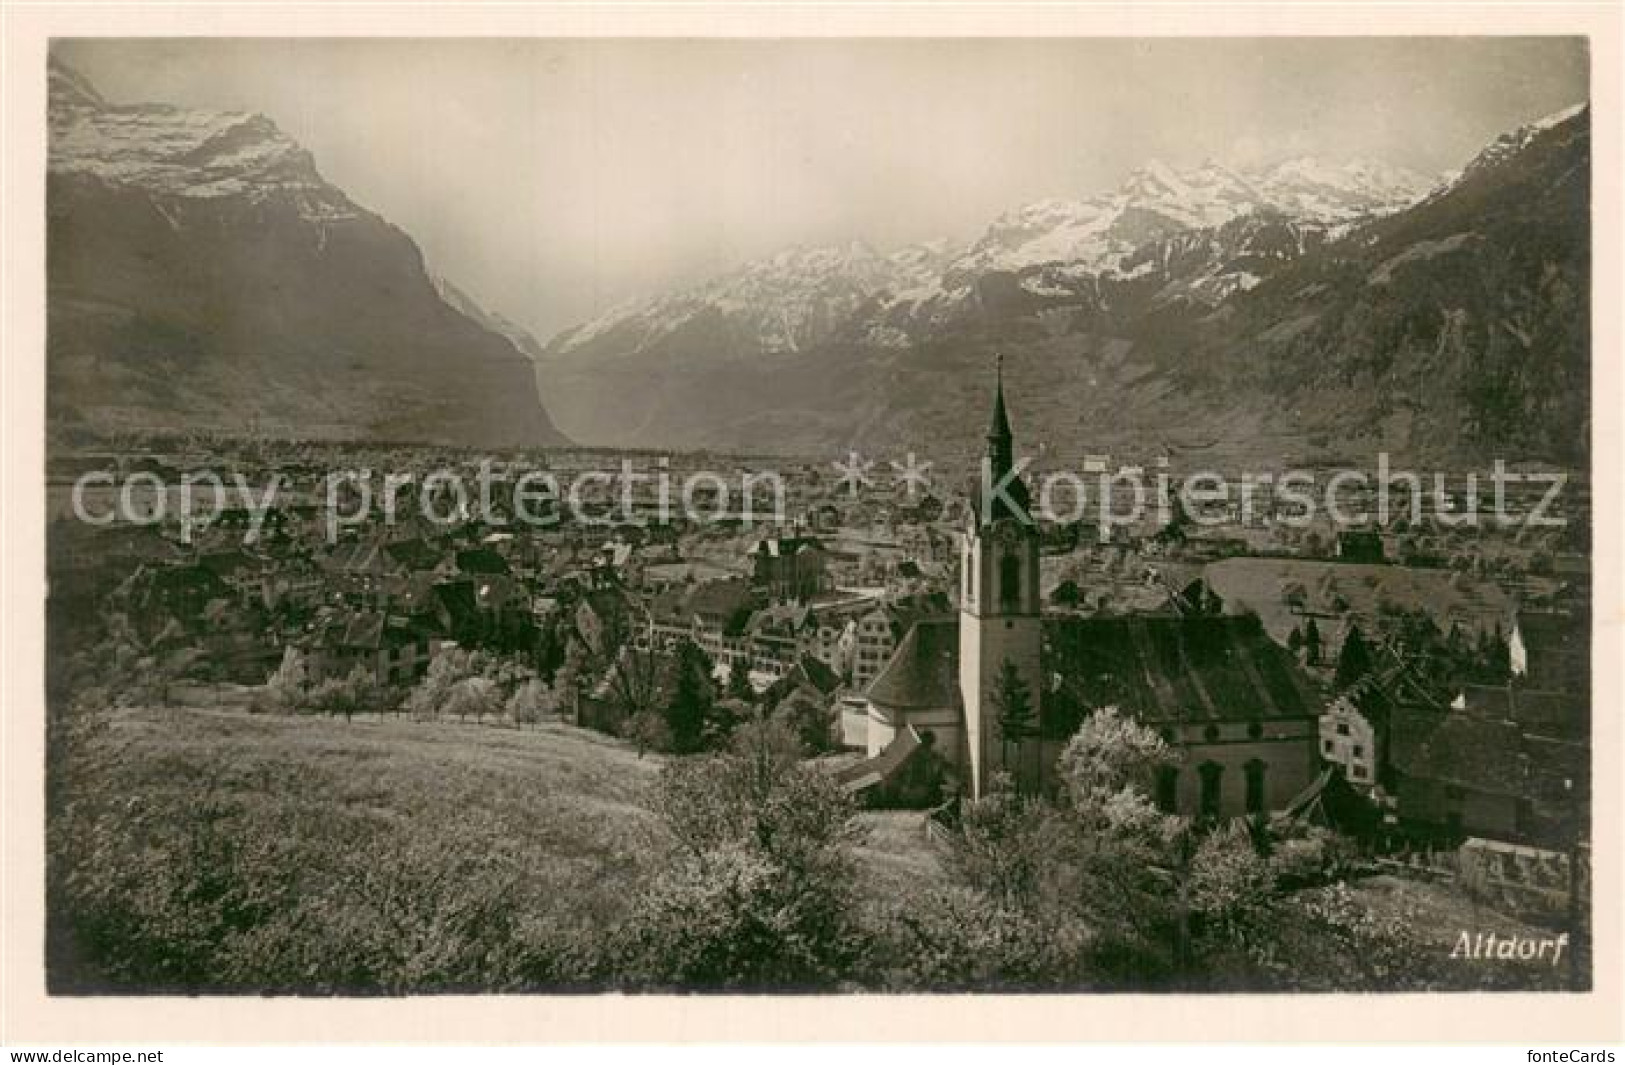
[748,602,812,636]
[685,577,754,623]
[1392,711,1526,795]
[1511,689,1589,740]
[1515,609,1589,690]
[1455,684,1588,740]
[1282,766,1383,836]
[432,580,479,629]
[324,536,395,576]
[865,618,960,710]
[198,550,256,579]
[865,613,1322,726]
[386,538,443,572]
[649,586,690,625]
[150,563,231,597]
[1520,734,1588,807]
[341,611,386,650]
[455,548,510,576]
[1516,610,1587,655]
[834,724,925,792]
[1044,614,1321,724]
[791,653,840,695]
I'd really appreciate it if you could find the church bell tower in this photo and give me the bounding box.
[959,354,1043,799]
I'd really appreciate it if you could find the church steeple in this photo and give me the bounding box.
[987,353,1014,475]
[960,351,1043,801]
[971,352,1031,526]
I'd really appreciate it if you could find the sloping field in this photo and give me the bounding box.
[49,705,669,992]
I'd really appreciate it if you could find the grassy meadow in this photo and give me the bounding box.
[46,699,1570,994]
[48,704,677,992]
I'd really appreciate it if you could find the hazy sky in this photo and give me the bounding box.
[58,38,1588,341]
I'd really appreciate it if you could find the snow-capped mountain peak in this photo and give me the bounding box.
[48,55,357,223]
[1450,102,1588,189]
[549,150,1444,359]
[948,153,1429,280]
[1253,156,1434,223]
[551,238,956,358]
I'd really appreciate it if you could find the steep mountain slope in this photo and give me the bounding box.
[47,57,568,447]
[540,241,952,445]
[432,273,549,362]
[538,111,1582,467]
[1185,105,1590,464]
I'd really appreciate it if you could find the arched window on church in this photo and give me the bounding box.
[1000,552,1021,610]
[1155,766,1179,813]
[1245,759,1267,815]
[1198,761,1223,819]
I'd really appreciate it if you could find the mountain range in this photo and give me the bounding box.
[537,110,1587,468]
[47,56,568,448]
[45,52,1588,469]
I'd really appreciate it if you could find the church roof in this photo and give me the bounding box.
[1044,614,1321,725]
[866,613,1321,727]
[864,617,960,710]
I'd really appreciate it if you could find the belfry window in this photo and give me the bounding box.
[1000,552,1021,609]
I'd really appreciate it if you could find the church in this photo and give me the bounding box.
[858,360,1324,816]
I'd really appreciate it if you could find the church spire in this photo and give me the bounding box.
[971,352,1031,526]
[987,352,1013,474]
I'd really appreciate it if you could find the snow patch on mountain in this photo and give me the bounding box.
[1448,102,1588,191]
[48,55,358,225]
[552,239,955,357]
[950,156,1434,281]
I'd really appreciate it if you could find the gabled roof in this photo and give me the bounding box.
[751,534,824,558]
[1391,710,1526,795]
[340,611,387,650]
[834,724,926,793]
[685,576,754,623]
[790,653,841,695]
[385,538,443,572]
[431,580,479,630]
[1453,684,1587,740]
[455,548,510,576]
[747,601,812,636]
[1336,646,1449,730]
[324,536,399,576]
[1513,608,1589,688]
[1515,609,1586,654]
[1281,766,1383,836]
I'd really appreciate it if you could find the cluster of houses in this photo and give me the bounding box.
[50,415,1590,910]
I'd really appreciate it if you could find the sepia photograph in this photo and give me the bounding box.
[4,6,1622,1048]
